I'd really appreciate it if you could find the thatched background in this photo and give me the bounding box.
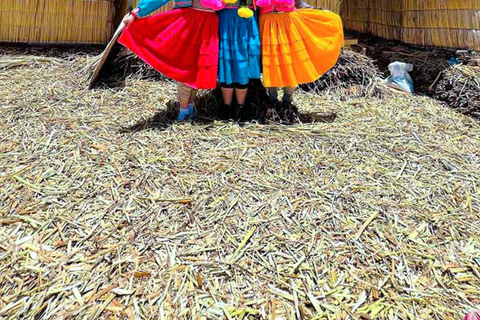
[0,0,115,44]
[341,0,480,50]
[305,0,341,12]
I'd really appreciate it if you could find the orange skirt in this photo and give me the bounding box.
[259,9,344,88]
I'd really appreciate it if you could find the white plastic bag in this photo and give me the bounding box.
[384,62,414,93]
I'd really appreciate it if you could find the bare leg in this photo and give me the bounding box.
[221,87,234,106]
[177,83,196,120]
[189,89,198,105]
[178,83,193,110]
[235,88,248,106]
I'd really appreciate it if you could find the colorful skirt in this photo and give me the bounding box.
[218,8,261,85]
[259,9,344,88]
[118,8,219,89]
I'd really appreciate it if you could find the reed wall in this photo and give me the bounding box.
[341,0,480,50]
[305,0,342,13]
[0,0,115,44]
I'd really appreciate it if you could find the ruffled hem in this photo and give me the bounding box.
[259,9,344,87]
[218,7,262,85]
[119,8,219,89]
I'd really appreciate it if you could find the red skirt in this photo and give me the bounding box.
[118,8,219,89]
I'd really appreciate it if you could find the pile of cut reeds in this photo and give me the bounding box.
[302,49,385,98]
[434,65,480,118]
[93,48,169,84]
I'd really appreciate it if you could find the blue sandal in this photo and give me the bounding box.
[177,108,191,121]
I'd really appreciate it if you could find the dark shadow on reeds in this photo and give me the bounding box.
[0,43,103,58]
[121,79,338,133]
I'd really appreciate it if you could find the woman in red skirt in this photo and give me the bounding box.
[119,0,224,120]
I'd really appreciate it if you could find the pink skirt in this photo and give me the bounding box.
[118,8,219,89]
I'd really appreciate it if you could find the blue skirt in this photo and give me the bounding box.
[218,9,261,85]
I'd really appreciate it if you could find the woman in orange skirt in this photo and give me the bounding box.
[257,0,344,106]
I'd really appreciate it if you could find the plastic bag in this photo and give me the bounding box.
[384,61,414,93]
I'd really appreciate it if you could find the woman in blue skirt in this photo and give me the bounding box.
[217,0,261,119]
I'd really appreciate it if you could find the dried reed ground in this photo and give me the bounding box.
[1,52,480,320]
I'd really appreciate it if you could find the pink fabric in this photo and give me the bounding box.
[200,0,225,10]
[259,6,294,13]
[256,0,295,13]
[118,8,219,89]
[464,310,480,320]
[223,5,255,9]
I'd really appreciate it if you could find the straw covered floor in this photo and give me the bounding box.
[1,48,480,320]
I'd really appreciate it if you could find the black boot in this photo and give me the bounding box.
[282,94,293,108]
[281,95,299,123]
[234,104,245,121]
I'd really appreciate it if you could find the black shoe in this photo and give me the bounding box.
[282,99,293,109]
[269,99,279,107]
[234,104,245,121]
